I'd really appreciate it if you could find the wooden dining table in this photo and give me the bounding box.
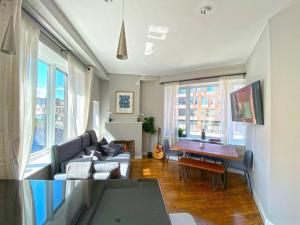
[170,140,239,160]
[170,140,240,188]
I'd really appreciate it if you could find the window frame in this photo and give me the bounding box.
[179,82,222,139]
[177,80,245,145]
[31,42,68,159]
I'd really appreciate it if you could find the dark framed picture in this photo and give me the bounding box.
[116,91,134,114]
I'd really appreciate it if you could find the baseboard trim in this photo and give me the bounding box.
[253,191,274,225]
[134,156,143,159]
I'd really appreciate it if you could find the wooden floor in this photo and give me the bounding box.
[130,158,263,225]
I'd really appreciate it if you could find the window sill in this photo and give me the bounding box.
[23,151,51,179]
[177,136,221,143]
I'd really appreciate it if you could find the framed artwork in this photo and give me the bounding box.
[116,91,134,114]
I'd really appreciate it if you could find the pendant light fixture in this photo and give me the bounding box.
[1,15,16,55]
[116,0,128,60]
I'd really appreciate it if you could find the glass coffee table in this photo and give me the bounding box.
[0,179,172,225]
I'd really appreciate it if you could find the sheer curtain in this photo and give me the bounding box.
[18,15,40,179]
[163,82,179,144]
[0,0,22,179]
[220,76,245,145]
[67,55,93,138]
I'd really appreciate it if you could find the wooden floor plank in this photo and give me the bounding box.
[130,158,263,225]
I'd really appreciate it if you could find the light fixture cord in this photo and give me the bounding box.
[122,0,124,21]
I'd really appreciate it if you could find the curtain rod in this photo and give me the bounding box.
[21,7,89,69]
[158,73,246,84]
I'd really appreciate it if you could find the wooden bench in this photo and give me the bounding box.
[178,157,225,191]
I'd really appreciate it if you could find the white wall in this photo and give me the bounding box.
[159,64,246,83]
[268,2,300,224]
[108,74,140,122]
[246,2,300,224]
[99,79,110,138]
[140,81,164,154]
[246,24,271,222]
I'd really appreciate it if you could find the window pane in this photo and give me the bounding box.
[53,180,64,211]
[189,85,221,138]
[30,181,47,225]
[177,87,187,133]
[55,69,66,144]
[32,60,48,153]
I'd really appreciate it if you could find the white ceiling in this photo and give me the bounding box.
[52,0,294,76]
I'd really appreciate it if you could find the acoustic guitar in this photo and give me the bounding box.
[152,128,164,160]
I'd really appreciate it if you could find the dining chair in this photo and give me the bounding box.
[162,139,184,171]
[226,150,253,193]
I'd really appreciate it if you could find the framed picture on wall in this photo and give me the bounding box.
[116,91,134,114]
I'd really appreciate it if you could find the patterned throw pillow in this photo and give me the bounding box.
[97,138,109,156]
[102,142,122,157]
[84,146,103,160]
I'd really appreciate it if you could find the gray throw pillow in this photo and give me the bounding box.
[85,146,103,160]
[102,142,121,157]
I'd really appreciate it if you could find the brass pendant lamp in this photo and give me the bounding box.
[116,0,128,60]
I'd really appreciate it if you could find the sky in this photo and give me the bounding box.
[37,60,65,100]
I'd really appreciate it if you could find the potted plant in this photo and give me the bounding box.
[178,128,185,137]
[143,117,156,158]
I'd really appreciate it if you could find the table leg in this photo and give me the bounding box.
[223,165,228,189]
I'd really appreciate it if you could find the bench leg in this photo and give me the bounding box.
[212,175,216,191]
[179,165,183,180]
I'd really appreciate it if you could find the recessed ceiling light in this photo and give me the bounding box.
[200,6,212,15]
[104,0,113,2]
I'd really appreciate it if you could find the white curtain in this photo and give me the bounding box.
[220,76,245,145]
[67,55,93,138]
[163,82,179,144]
[0,0,22,179]
[18,15,40,179]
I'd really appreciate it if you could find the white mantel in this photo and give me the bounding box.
[105,122,143,159]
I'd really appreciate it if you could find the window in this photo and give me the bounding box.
[31,42,68,155]
[32,60,49,153]
[175,79,245,145]
[55,69,67,144]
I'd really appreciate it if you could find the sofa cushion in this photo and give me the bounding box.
[54,173,68,180]
[66,160,93,179]
[93,161,121,178]
[94,161,119,172]
[60,154,90,173]
[103,152,131,161]
[93,172,111,180]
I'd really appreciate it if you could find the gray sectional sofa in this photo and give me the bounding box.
[51,130,131,180]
